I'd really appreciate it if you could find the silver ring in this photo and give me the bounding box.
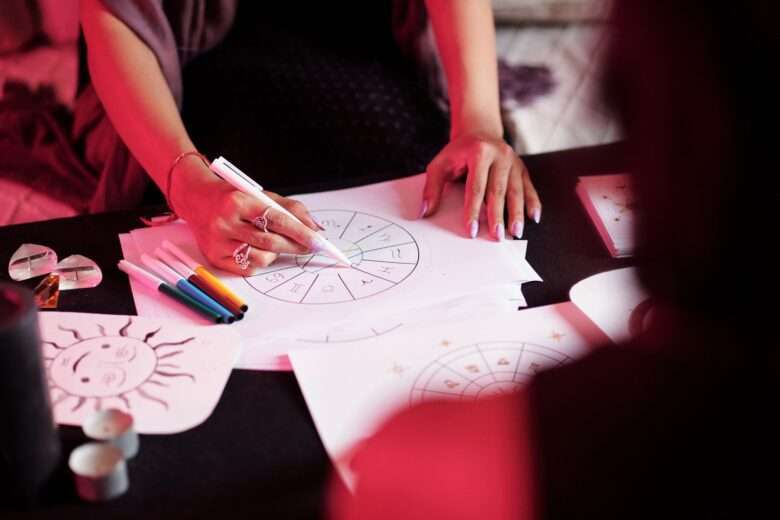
[232,243,251,270]
[252,207,273,233]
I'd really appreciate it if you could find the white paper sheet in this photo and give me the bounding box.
[569,267,650,344]
[237,283,519,370]
[40,312,241,434]
[125,174,542,365]
[121,233,538,371]
[289,302,610,489]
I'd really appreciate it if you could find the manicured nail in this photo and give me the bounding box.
[532,208,542,224]
[310,234,328,251]
[419,199,429,219]
[511,220,524,239]
[468,220,479,239]
[494,224,505,242]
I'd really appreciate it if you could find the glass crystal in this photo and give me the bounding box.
[8,244,57,281]
[54,255,103,290]
[33,273,60,309]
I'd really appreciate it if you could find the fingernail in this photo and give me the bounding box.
[532,208,542,224]
[511,220,524,239]
[310,234,328,252]
[494,224,505,242]
[419,199,429,219]
[468,220,479,239]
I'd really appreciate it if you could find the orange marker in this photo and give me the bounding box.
[161,240,249,313]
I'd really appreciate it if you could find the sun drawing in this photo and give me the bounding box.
[43,317,196,413]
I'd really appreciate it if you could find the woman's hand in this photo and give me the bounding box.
[420,133,541,240]
[171,158,322,274]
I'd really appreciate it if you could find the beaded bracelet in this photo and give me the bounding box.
[165,150,209,216]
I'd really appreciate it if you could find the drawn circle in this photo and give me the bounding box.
[297,322,404,344]
[409,341,572,406]
[49,336,157,398]
[245,210,420,304]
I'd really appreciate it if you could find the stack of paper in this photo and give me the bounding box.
[575,173,636,257]
[120,174,541,370]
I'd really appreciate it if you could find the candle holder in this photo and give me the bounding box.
[0,282,61,506]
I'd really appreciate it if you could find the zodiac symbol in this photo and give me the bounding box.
[319,219,341,229]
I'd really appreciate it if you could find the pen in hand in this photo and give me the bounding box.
[209,156,352,267]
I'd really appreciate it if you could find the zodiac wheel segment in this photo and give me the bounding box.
[409,341,572,405]
[244,210,420,304]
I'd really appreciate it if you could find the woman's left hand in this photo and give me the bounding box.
[420,133,541,240]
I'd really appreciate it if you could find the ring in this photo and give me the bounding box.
[252,207,273,233]
[232,243,252,271]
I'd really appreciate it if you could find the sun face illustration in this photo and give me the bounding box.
[43,317,195,413]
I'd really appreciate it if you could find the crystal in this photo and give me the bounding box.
[54,255,102,290]
[8,244,57,281]
[33,273,60,309]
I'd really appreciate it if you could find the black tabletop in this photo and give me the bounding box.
[0,143,630,519]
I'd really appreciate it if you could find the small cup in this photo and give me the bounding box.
[69,443,128,502]
[82,409,139,459]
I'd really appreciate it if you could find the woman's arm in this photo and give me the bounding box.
[422,0,541,240]
[80,0,320,273]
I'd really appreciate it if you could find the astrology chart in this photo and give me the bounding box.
[245,210,420,304]
[409,341,572,405]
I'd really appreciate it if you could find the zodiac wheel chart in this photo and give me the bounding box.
[409,341,572,405]
[245,210,420,304]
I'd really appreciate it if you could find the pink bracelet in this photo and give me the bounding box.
[165,150,209,215]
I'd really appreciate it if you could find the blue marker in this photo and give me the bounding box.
[141,253,237,324]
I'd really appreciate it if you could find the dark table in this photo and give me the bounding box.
[0,143,630,518]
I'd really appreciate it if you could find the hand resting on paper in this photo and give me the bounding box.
[420,132,541,241]
[169,157,322,275]
[418,1,541,241]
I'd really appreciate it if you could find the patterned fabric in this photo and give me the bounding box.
[181,1,449,194]
[72,0,444,209]
[0,82,93,210]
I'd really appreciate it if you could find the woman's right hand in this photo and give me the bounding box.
[170,157,323,275]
